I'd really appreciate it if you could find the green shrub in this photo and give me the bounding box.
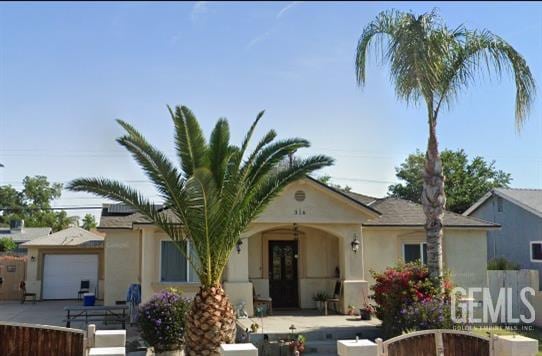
[138,289,191,351]
[487,257,520,270]
[0,237,16,252]
[370,261,452,338]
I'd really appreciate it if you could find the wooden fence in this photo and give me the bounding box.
[0,322,85,356]
[377,329,492,356]
[0,255,26,300]
[488,269,539,321]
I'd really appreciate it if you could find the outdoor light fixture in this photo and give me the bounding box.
[289,324,297,336]
[236,239,243,254]
[30,256,36,262]
[351,234,360,253]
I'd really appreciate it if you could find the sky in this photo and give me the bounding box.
[0,1,541,221]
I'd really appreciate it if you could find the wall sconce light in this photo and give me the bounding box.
[351,234,360,253]
[30,256,36,262]
[236,239,243,254]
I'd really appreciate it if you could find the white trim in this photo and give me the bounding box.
[530,241,542,263]
[159,239,195,282]
[402,242,427,264]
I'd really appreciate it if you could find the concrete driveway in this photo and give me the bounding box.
[0,300,136,333]
[0,300,70,327]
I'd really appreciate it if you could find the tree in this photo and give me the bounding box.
[0,176,73,231]
[81,214,97,230]
[0,237,16,252]
[68,105,333,355]
[356,9,535,280]
[316,175,352,192]
[389,149,511,213]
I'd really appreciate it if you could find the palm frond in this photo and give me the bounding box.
[69,107,334,286]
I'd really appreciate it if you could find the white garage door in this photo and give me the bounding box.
[42,254,98,299]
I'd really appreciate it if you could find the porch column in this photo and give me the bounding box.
[140,227,156,303]
[339,225,369,313]
[223,236,254,316]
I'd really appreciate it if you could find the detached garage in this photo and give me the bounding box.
[22,227,105,300]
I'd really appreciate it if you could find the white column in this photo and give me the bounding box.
[223,237,254,316]
[494,335,538,356]
[339,225,369,313]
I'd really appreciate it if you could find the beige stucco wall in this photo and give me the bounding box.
[363,227,488,290]
[103,229,141,305]
[25,246,105,300]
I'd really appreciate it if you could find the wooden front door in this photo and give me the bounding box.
[269,240,299,308]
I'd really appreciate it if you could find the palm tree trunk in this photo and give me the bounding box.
[184,285,236,356]
[421,114,446,282]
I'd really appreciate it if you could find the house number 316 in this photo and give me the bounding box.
[294,209,306,215]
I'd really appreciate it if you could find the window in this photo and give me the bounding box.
[160,240,199,283]
[531,241,542,262]
[497,197,503,212]
[403,243,427,264]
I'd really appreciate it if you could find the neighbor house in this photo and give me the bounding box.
[98,177,498,316]
[464,188,542,283]
[22,227,105,300]
[0,220,51,255]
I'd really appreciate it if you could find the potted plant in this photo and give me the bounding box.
[347,305,356,316]
[289,334,305,355]
[312,291,328,311]
[138,289,191,355]
[250,322,259,333]
[360,304,374,321]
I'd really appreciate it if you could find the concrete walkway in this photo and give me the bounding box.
[237,310,381,334]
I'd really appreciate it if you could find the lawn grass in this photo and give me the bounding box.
[472,326,542,356]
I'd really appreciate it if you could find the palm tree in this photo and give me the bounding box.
[355,9,535,281]
[68,106,333,355]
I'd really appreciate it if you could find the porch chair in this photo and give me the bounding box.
[77,280,90,300]
[324,280,341,315]
[252,284,272,316]
[19,281,36,304]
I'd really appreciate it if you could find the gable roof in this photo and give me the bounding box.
[0,227,52,243]
[464,188,542,219]
[21,227,104,247]
[98,179,497,229]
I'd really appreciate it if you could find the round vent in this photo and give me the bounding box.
[294,190,306,202]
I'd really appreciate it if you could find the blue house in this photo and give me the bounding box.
[464,188,542,281]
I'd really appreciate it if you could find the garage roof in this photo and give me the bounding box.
[21,227,104,248]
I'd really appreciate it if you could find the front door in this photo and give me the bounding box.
[269,240,298,308]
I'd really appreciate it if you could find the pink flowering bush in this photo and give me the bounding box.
[370,262,452,338]
[138,289,191,351]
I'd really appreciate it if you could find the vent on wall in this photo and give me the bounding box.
[294,190,306,202]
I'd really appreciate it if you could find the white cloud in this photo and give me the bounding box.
[191,1,209,22]
[246,29,274,49]
[276,1,300,19]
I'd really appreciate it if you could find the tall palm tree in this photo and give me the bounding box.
[355,10,535,281]
[68,106,333,355]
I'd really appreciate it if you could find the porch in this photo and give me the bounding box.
[223,222,370,317]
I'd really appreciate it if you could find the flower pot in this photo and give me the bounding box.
[360,309,371,320]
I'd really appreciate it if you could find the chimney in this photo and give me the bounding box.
[9,219,24,232]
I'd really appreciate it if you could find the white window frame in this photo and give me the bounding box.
[159,239,198,284]
[402,242,427,264]
[530,241,542,263]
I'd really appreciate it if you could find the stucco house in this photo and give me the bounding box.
[98,177,497,316]
[464,188,542,283]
